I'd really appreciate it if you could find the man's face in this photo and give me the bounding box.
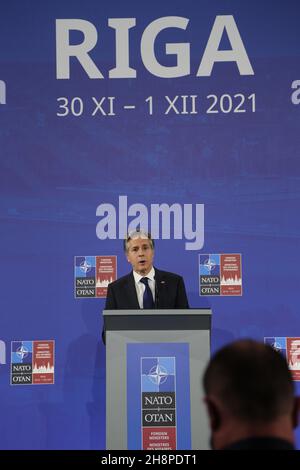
[126,237,154,275]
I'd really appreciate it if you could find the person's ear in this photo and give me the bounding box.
[292,396,300,429]
[204,397,222,432]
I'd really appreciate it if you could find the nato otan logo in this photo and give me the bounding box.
[199,253,242,296]
[0,80,6,104]
[74,255,117,298]
[141,357,177,450]
[11,340,55,385]
[265,337,300,381]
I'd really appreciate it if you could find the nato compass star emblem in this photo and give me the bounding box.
[16,345,29,361]
[148,364,168,385]
[203,257,216,274]
[271,341,283,352]
[80,259,92,274]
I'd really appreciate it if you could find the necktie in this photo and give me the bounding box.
[140,277,154,309]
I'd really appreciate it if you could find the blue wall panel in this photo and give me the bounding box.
[1,0,300,449]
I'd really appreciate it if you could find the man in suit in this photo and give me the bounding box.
[103,230,189,341]
[203,339,300,450]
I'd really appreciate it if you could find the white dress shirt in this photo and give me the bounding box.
[133,267,156,309]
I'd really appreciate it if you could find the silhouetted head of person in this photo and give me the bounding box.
[203,339,299,450]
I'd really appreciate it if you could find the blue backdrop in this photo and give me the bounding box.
[1,0,300,449]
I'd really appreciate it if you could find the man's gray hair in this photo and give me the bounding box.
[124,229,155,252]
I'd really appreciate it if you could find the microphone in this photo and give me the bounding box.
[154,277,166,308]
[154,275,159,308]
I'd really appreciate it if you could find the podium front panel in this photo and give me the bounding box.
[105,312,211,450]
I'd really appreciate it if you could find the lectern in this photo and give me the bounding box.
[103,309,211,450]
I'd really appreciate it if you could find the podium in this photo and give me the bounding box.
[103,309,211,450]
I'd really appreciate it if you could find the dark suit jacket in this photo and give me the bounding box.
[102,268,189,342]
